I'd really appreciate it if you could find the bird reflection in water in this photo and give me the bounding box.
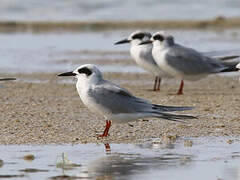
[77,143,193,179]
[104,143,111,154]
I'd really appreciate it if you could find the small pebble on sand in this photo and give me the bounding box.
[184,140,193,147]
[23,154,35,161]
[226,139,233,144]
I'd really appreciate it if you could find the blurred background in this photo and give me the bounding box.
[0,0,239,21]
[1,2,240,180]
[0,0,240,75]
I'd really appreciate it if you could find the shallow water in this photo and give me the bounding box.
[0,137,239,180]
[0,138,240,180]
[0,29,240,74]
[0,0,239,22]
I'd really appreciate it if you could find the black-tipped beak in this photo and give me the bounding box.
[114,39,130,45]
[58,71,76,76]
[139,40,153,45]
[0,78,16,81]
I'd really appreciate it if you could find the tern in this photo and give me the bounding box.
[58,64,196,137]
[140,31,238,95]
[114,31,171,91]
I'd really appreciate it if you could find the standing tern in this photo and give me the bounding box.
[140,31,239,95]
[114,31,171,91]
[58,64,196,137]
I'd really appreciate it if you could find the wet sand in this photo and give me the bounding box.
[0,72,239,145]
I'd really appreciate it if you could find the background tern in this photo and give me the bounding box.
[115,30,239,93]
[58,64,196,137]
[115,31,170,91]
[140,31,239,95]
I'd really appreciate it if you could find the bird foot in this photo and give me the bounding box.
[98,120,111,138]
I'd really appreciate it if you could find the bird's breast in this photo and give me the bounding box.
[78,89,111,118]
[131,47,162,76]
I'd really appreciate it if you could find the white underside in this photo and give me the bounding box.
[130,45,170,77]
[107,113,153,123]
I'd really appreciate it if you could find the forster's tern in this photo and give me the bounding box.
[141,31,239,95]
[115,31,171,91]
[58,64,196,137]
[0,78,16,81]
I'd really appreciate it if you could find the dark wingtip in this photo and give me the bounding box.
[152,104,195,112]
[0,78,16,81]
[220,55,240,61]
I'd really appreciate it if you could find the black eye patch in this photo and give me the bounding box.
[78,67,92,76]
[132,33,145,39]
[153,34,164,41]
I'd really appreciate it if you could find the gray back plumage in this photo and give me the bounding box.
[165,44,227,75]
[87,79,195,117]
[87,80,152,114]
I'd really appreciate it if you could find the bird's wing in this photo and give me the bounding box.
[203,49,240,60]
[165,44,226,75]
[88,81,151,114]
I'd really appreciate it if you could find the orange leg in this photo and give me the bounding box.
[177,80,184,95]
[99,120,112,137]
[153,76,158,91]
[157,77,161,91]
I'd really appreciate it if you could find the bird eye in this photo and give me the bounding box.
[78,67,92,76]
[132,33,145,39]
[153,34,164,41]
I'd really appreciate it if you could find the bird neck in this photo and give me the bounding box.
[76,75,102,91]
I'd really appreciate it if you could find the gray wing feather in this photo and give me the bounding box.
[88,80,195,116]
[166,44,226,75]
[203,49,240,60]
[88,80,152,114]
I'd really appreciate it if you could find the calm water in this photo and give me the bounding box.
[0,137,240,180]
[0,29,240,74]
[0,0,239,21]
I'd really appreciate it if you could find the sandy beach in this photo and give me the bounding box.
[0,72,239,145]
